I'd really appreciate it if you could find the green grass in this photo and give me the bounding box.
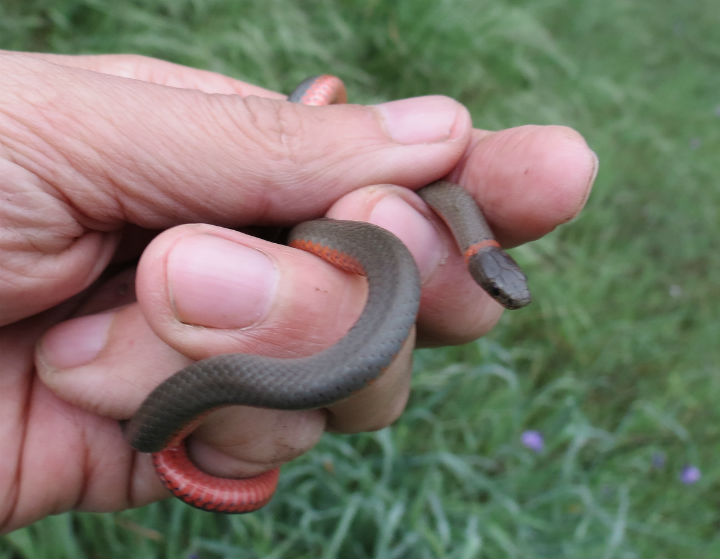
[1,0,718,557]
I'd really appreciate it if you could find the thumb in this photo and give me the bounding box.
[1,53,470,323]
[4,54,472,230]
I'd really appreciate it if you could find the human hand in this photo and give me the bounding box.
[0,51,596,531]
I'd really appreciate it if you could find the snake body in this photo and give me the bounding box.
[125,75,530,513]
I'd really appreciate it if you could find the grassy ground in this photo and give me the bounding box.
[1,0,718,557]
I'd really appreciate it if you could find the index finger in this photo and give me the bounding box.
[450,125,598,247]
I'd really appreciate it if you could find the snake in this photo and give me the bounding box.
[125,75,531,513]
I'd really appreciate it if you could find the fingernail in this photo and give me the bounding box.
[369,195,441,279]
[39,312,114,370]
[374,95,464,144]
[168,234,277,329]
[587,149,600,189]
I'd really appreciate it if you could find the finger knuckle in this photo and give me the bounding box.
[235,96,307,171]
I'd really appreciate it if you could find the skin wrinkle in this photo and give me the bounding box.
[0,339,34,532]
[1,231,119,327]
[253,95,316,164]
[222,97,396,223]
[0,89,125,235]
[107,134,234,228]
[0,122,17,162]
[242,95,305,160]
[0,185,86,287]
[0,415,22,532]
[11,95,100,194]
[4,59,205,230]
[127,444,143,510]
[203,94,316,224]
[78,99,184,228]
[222,315,333,359]
[0,109,63,191]
[86,135,156,227]
[86,89,262,228]
[75,418,127,511]
[257,138,381,223]
[66,407,92,512]
[54,414,94,515]
[171,94,264,222]
[0,436,21,532]
[216,96,324,221]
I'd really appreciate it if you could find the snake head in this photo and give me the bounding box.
[468,248,531,310]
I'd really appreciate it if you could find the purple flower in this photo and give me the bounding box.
[521,430,544,453]
[680,465,701,484]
